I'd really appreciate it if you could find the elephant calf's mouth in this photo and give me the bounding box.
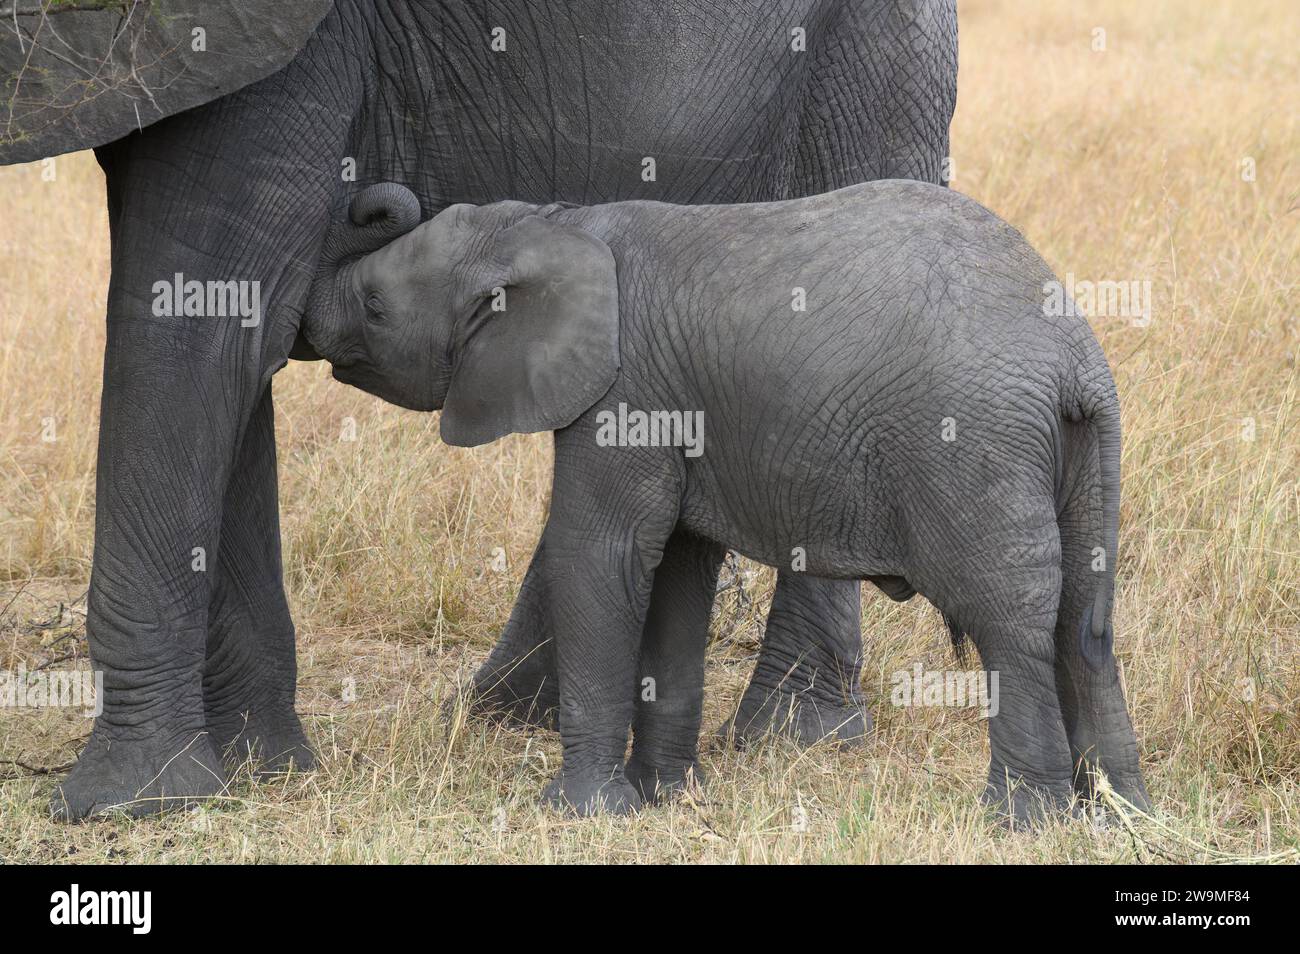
[328,350,365,376]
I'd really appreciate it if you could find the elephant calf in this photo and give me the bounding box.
[301,179,1151,824]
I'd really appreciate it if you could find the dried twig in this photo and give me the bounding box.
[0,577,33,627]
[1096,774,1300,865]
[0,757,76,779]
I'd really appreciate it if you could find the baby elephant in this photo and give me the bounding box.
[301,180,1150,825]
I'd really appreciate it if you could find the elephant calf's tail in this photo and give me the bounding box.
[1058,338,1123,664]
[1087,397,1122,643]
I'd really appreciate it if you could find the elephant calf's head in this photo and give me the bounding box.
[301,183,620,446]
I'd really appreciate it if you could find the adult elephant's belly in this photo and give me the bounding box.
[370,0,821,207]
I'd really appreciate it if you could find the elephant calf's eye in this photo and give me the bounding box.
[364,292,387,322]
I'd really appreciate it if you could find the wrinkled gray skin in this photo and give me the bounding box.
[42,0,959,819]
[300,181,1152,824]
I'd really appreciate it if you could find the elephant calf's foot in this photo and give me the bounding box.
[982,763,1075,831]
[541,772,643,816]
[50,730,226,821]
[210,707,315,777]
[624,757,704,805]
[719,688,870,749]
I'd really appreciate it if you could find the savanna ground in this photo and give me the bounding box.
[0,0,1296,863]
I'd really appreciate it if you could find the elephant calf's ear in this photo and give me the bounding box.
[440,217,620,447]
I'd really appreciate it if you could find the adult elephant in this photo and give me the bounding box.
[1,0,957,819]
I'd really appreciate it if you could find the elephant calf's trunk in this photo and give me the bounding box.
[323,182,423,264]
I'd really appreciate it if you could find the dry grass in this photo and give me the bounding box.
[0,0,1296,863]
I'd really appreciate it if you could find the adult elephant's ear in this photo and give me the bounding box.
[0,0,332,165]
[440,216,620,448]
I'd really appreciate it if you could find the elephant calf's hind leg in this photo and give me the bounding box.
[923,499,1076,828]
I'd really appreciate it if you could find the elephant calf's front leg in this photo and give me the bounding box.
[539,437,681,816]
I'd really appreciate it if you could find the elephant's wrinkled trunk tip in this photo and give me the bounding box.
[324,182,422,264]
[349,181,421,232]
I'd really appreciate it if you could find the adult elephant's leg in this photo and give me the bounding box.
[51,16,360,819]
[204,387,313,774]
[717,0,962,749]
[52,162,326,820]
[464,538,559,728]
[721,574,868,746]
[50,184,232,817]
[51,288,231,815]
[625,529,725,802]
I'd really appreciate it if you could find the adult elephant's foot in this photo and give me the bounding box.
[204,618,316,776]
[718,572,869,748]
[720,686,870,747]
[982,762,1075,831]
[457,595,559,727]
[56,595,227,821]
[624,757,703,805]
[50,729,226,821]
[203,603,315,777]
[1075,767,1153,815]
[541,772,642,816]
[1105,774,1153,815]
[460,657,556,733]
[457,538,560,730]
[208,705,315,777]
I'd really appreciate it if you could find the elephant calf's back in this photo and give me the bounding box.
[632,182,1078,577]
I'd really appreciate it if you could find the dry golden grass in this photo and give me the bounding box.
[0,0,1296,862]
